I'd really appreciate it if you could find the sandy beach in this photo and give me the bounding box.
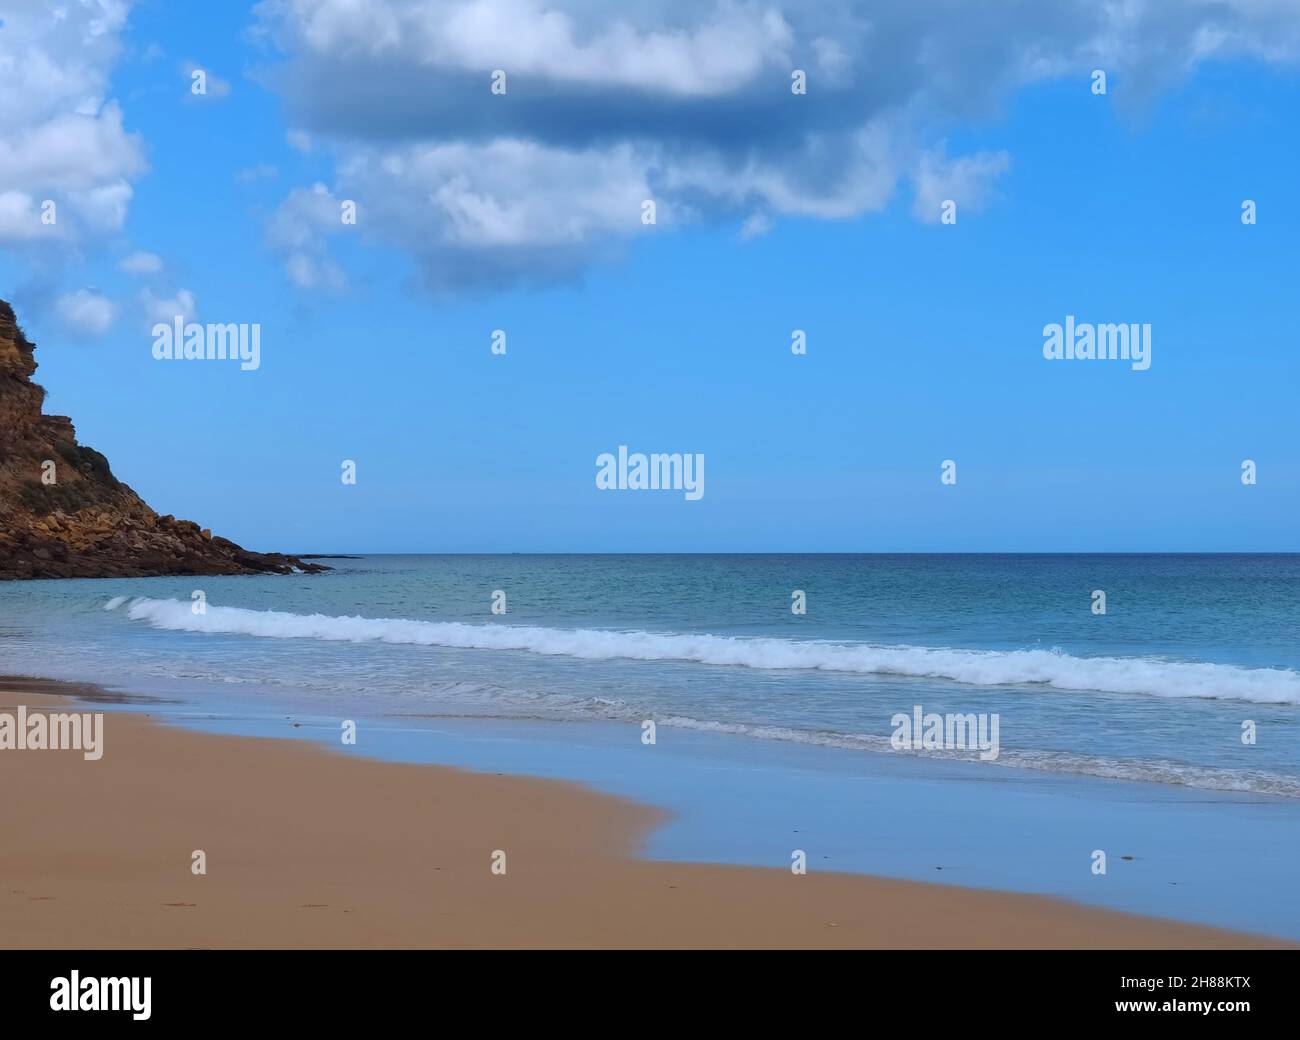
[0,683,1284,949]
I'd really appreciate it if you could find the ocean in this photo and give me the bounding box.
[6,553,1300,936]
[3,553,1298,795]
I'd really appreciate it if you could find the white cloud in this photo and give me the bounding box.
[140,288,198,328]
[275,0,794,97]
[256,0,1300,292]
[658,121,904,221]
[0,1,145,246]
[56,289,117,337]
[118,251,165,276]
[365,139,654,248]
[269,142,665,291]
[738,211,774,240]
[911,148,1012,224]
[267,182,348,289]
[182,62,232,100]
[66,180,135,235]
[0,192,46,241]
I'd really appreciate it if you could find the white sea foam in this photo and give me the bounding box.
[103,596,128,611]
[654,716,1300,796]
[111,597,1300,705]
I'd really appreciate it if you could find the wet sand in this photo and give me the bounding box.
[0,686,1285,949]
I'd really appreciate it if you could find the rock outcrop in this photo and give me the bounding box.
[0,298,326,580]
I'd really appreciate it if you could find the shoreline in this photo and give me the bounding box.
[0,682,1287,949]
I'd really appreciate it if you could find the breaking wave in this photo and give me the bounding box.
[111,597,1300,705]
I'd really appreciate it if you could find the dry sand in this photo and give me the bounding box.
[0,687,1284,949]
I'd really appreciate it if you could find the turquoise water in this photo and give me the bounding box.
[3,554,1299,795]
[6,553,1300,937]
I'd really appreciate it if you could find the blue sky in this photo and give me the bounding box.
[1,1,1298,552]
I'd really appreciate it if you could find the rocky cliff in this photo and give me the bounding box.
[0,298,325,580]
